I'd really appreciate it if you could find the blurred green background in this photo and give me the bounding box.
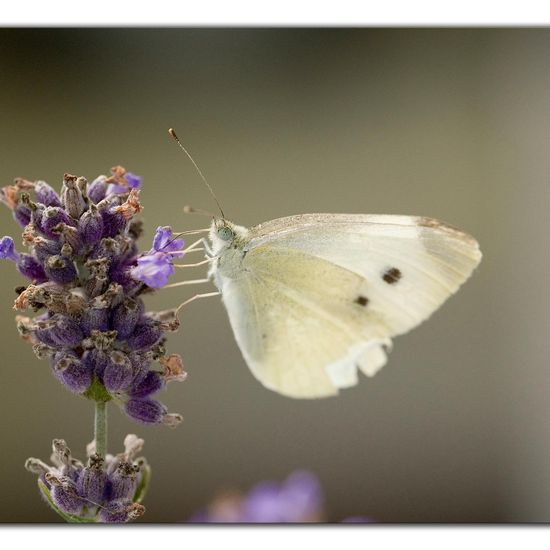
[0,28,547,522]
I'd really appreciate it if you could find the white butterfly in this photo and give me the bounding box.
[203,213,482,399]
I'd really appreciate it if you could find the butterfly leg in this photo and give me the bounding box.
[163,278,212,289]
[176,291,220,314]
[174,258,213,269]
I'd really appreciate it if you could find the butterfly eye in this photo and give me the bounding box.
[218,226,234,241]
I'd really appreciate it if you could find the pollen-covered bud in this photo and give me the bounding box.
[19,193,45,229]
[45,473,83,515]
[34,324,58,347]
[35,180,61,207]
[85,257,109,298]
[61,174,87,219]
[87,176,108,204]
[108,461,139,501]
[100,206,127,238]
[124,398,167,425]
[78,203,104,246]
[82,348,111,379]
[130,371,164,399]
[48,314,84,347]
[112,298,144,339]
[126,319,162,351]
[13,203,32,227]
[41,206,73,238]
[32,236,61,263]
[44,254,77,284]
[99,500,145,523]
[103,351,133,392]
[129,353,150,386]
[81,306,110,335]
[76,454,107,504]
[53,223,83,254]
[84,329,118,351]
[16,253,47,282]
[52,352,92,393]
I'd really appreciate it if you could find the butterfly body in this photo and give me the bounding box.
[207,214,482,399]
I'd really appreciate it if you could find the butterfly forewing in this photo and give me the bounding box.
[214,214,482,398]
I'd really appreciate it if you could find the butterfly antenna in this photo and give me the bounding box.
[168,128,225,219]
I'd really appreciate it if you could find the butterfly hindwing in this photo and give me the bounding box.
[218,246,392,398]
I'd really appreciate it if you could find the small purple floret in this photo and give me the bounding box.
[0,236,19,261]
[125,172,143,189]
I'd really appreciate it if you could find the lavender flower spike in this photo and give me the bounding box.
[26,436,150,523]
[2,167,184,423]
[2,166,187,522]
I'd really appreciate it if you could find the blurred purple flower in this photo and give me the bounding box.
[190,471,324,523]
[190,471,374,523]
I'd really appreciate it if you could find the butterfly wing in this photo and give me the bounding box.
[216,214,482,398]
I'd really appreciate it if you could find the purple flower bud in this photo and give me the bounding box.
[35,324,59,347]
[101,207,126,238]
[90,237,120,261]
[99,500,145,523]
[52,353,92,393]
[130,371,164,399]
[55,224,83,254]
[44,254,77,284]
[112,298,144,339]
[129,353,150,386]
[0,236,19,261]
[49,315,84,347]
[108,461,139,501]
[87,176,108,204]
[34,181,61,207]
[61,174,86,219]
[48,476,83,515]
[103,351,133,392]
[40,206,73,238]
[82,349,111,379]
[81,307,110,335]
[16,253,47,282]
[78,203,104,246]
[125,398,167,424]
[76,454,107,504]
[125,320,162,351]
[13,203,31,226]
[33,237,61,263]
[30,202,46,230]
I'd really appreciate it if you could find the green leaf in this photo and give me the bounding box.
[37,479,98,524]
[133,463,151,504]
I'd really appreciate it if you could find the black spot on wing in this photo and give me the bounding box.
[382,267,402,285]
[355,295,369,307]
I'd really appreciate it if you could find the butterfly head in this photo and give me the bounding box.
[209,218,249,254]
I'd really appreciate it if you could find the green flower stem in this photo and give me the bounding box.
[94,401,107,457]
